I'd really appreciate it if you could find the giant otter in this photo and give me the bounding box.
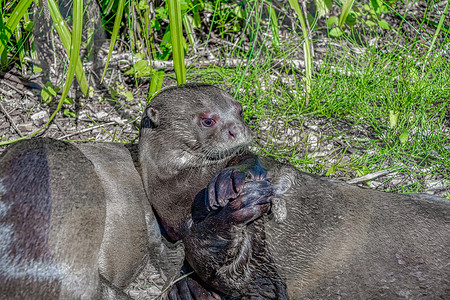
[180,156,450,299]
[139,84,288,298]
[149,85,450,299]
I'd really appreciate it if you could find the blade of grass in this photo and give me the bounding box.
[339,0,355,28]
[143,4,152,60]
[168,0,186,84]
[0,0,34,58]
[288,0,312,104]
[183,14,195,47]
[234,0,261,97]
[101,0,125,82]
[15,23,26,71]
[267,4,280,52]
[423,0,449,72]
[47,0,89,96]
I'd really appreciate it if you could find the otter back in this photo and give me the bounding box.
[0,138,106,298]
[0,138,173,299]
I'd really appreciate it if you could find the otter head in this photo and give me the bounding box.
[139,83,252,179]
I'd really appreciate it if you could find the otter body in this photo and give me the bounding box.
[139,84,289,299]
[182,146,450,300]
[0,138,164,299]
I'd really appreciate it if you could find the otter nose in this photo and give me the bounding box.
[228,124,243,139]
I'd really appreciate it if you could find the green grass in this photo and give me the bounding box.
[186,19,449,193]
[1,0,449,194]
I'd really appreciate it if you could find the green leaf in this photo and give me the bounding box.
[0,0,34,58]
[41,89,52,104]
[155,7,168,19]
[44,81,59,96]
[125,60,154,77]
[399,130,408,144]
[41,82,60,104]
[356,166,370,177]
[191,5,201,27]
[180,0,189,12]
[137,0,149,10]
[64,97,74,105]
[378,19,390,29]
[327,16,338,29]
[339,0,355,28]
[56,0,83,108]
[121,90,134,102]
[33,65,43,73]
[24,21,34,31]
[183,15,195,47]
[268,6,280,52]
[326,165,336,176]
[108,86,118,99]
[345,12,357,27]
[63,108,76,118]
[370,0,380,14]
[314,0,331,18]
[329,27,343,37]
[365,20,376,27]
[151,19,161,30]
[288,0,312,101]
[148,70,164,101]
[389,110,399,128]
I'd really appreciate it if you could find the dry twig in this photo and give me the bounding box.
[0,101,23,137]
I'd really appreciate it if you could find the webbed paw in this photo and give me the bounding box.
[206,157,268,212]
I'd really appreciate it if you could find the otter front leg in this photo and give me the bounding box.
[181,171,288,299]
[192,156,269,223]
[165,183,276,300]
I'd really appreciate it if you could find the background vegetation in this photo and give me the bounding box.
[0,0,449,196]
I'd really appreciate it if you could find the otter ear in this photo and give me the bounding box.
[141,107,159,129]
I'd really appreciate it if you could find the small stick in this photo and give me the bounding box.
[53,119,67,135]
[2,81,24,96]
[57,121,116,140]
[347,170,395,185]
[0,100,23,137]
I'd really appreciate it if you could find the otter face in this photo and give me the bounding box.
[189,94,251,162]
[140,84,252,169]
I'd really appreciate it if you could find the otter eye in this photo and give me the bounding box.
[201,118,216,127]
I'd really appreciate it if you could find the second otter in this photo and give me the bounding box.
[150,85,450,300]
